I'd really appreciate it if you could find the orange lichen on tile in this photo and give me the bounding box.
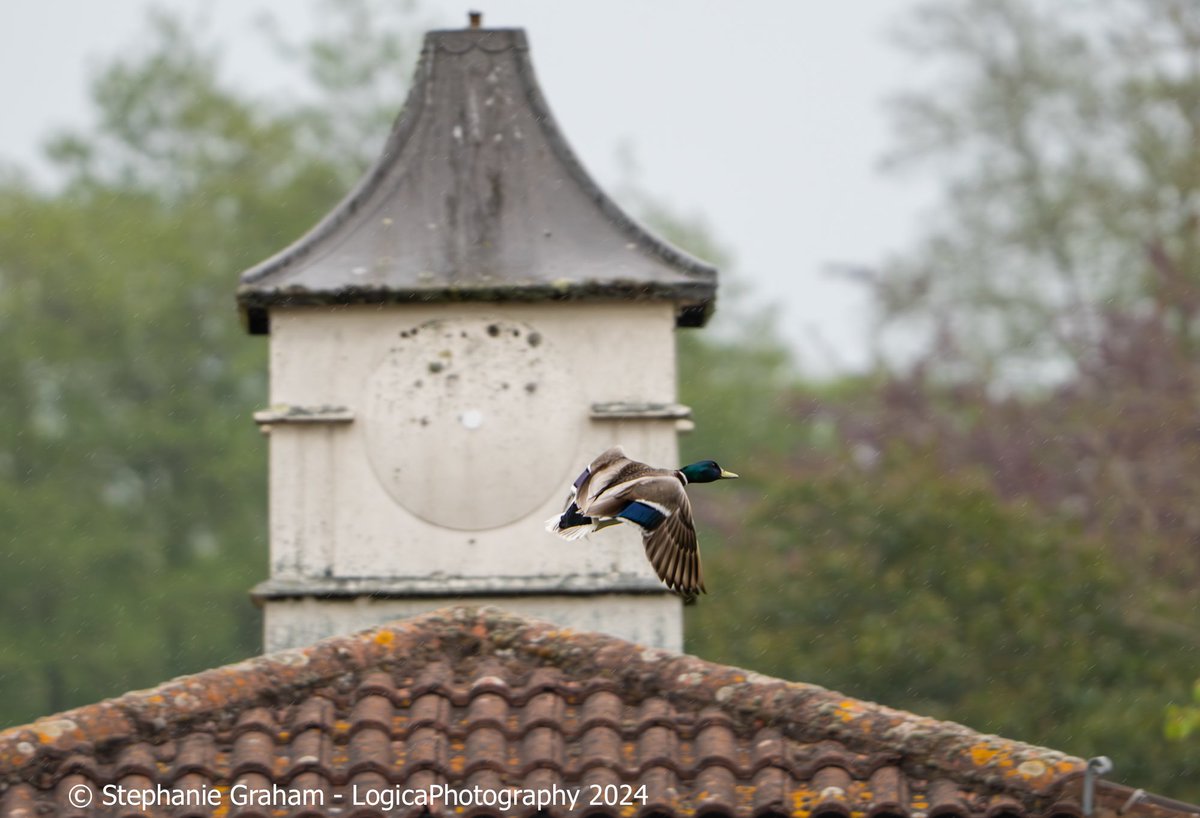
[969,743,1000,766]
[374,630,395,647]
[792,785,816,815]
[33,718,79,744]
[212,785,230,818]
[835,699,865,722]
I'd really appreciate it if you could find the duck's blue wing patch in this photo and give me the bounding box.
[617,500,668,531]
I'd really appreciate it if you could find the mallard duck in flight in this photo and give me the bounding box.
[545,446,738,598]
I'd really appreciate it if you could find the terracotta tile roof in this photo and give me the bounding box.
[0,607,1194,818]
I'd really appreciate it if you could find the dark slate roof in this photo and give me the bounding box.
[237,28,718,334]
[3,609,1196,818]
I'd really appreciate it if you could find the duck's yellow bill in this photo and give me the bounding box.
[719,469,739,479]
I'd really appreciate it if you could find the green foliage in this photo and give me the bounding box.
[676,327,797,464]
[634,118,1200,798]
[1166,682,1200,742]
[0,2,417,724]
[687,451,1200,797]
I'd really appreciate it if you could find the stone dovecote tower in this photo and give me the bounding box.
[237,23,717,653]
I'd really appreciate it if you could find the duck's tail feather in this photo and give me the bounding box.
[545,502,595,541]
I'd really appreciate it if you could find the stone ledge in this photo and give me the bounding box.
[252,574,673,601]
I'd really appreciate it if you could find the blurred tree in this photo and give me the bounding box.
[1167,682,1200,742]
[791,0,1200,793]
[627,156,1200,801]
[688,449,1200,796]
[873,0,1200,383]
[0,0,417,722]
[649,0,1200,796]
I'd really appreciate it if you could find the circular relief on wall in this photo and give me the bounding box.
[363,315,577,531]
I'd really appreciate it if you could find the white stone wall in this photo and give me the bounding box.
[259,302,685,650]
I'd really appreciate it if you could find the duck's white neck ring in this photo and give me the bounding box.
[675,470,689,485]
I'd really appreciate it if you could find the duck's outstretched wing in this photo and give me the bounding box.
[643,490,704,597]
[582,474,706,597]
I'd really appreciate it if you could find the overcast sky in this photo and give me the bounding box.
[0,0,933,374]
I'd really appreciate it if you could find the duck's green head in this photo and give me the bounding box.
[680,460,739,484]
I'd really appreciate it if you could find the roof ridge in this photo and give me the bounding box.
[0,606,1084,800]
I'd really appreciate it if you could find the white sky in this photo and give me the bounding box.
[0,0,933,374]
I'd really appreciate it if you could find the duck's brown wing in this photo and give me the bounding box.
[575,447,658,511]
[583,474,706,597]
[641,484,705,597]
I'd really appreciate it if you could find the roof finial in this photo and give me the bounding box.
[468,10,482,29]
